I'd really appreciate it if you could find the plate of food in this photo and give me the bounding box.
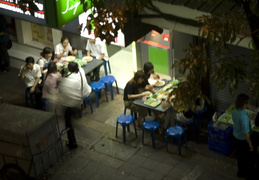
[65,56,76,62]
[169,79,180,85]
[82,56,93,62]
[144,91,153,98]
[154,80,165,87]
[163,83,173,90]
[144,98,161,107]
[218,113,233,124]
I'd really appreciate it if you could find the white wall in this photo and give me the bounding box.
[9,19,63,69]
[142,1,251,49]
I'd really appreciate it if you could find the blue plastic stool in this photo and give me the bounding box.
[142,120,161,148]
[100,75,119,100]
[82,96,93,113]
[195,106,208,130]
[124,106,138,120]
[90,81,108,107]
[176,117,196,140]
[166,126,187,154]
[25,89,34,108]
[116,114,137,143]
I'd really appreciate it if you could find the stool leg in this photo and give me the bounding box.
[83,99,86,108]
[88,98,93,113]
[127,124,130,132]
[95,91,99,107]
[183,132,187,146]
[191,124,195,140]
[122,125,126,143]
[133,121,138,138]
[142,128,145,145]
[198,116,202,130]
[109,83,114,100]
[116,122,119,137]
[103,61,108,76]
[104,87,108,102]
[108,60,111,73]
[151,130,156,148]
[115,80,119,94]
[177,135,182,154]
[166,134,169,152]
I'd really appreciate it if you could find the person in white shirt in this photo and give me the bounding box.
[55,36,77,59]
[58,62,92,149]
[85,37,109,81]
[18,56,42,109]
[37,47,53,74]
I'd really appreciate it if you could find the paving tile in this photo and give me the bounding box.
[127,154,148,166]
[144,171,165,180]
[131,166,152,179]
[79,149,124,169]
[167,167,189,179]
[118,162,139,174]
[93,137,138,161]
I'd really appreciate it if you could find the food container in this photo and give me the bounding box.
[144,98,161,107]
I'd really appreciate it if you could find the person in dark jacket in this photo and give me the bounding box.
[0,15,10,73]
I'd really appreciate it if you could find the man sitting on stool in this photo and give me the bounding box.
[85,36,109,81]
[18,56,42,109]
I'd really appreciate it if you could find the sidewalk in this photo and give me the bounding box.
[0,68,241,180]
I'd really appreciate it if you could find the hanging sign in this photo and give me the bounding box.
[44,0,91,28]
[0,0,44,24]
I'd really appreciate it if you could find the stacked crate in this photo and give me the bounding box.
[208,120,236,155]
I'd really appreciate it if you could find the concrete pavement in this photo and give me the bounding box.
[0,68,241,180]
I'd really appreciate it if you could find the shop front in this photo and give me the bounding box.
[0,1,167,88]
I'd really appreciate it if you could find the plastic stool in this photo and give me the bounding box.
[82,96,93,113]
[195,106,208,130]
[116,115,137,143]
[166,126,187,154]
[176,117,196,140]
[25,89,34,108]
[142,120,161,148]
[123,106,138,120]
[90,81,108,107]
[100,75,119,100]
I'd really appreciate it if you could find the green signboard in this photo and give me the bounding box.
[44,0,92,28]
[148,46,169,75]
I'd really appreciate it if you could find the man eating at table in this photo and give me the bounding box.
[124,70,149,129]
[85,36,109,81]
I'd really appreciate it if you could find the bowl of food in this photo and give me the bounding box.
[154,80,165,87]
[65,56,76,62]
[82,56,93,62]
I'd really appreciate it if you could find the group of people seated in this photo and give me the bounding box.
[123,62,205,130]
[18,36,96,149]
